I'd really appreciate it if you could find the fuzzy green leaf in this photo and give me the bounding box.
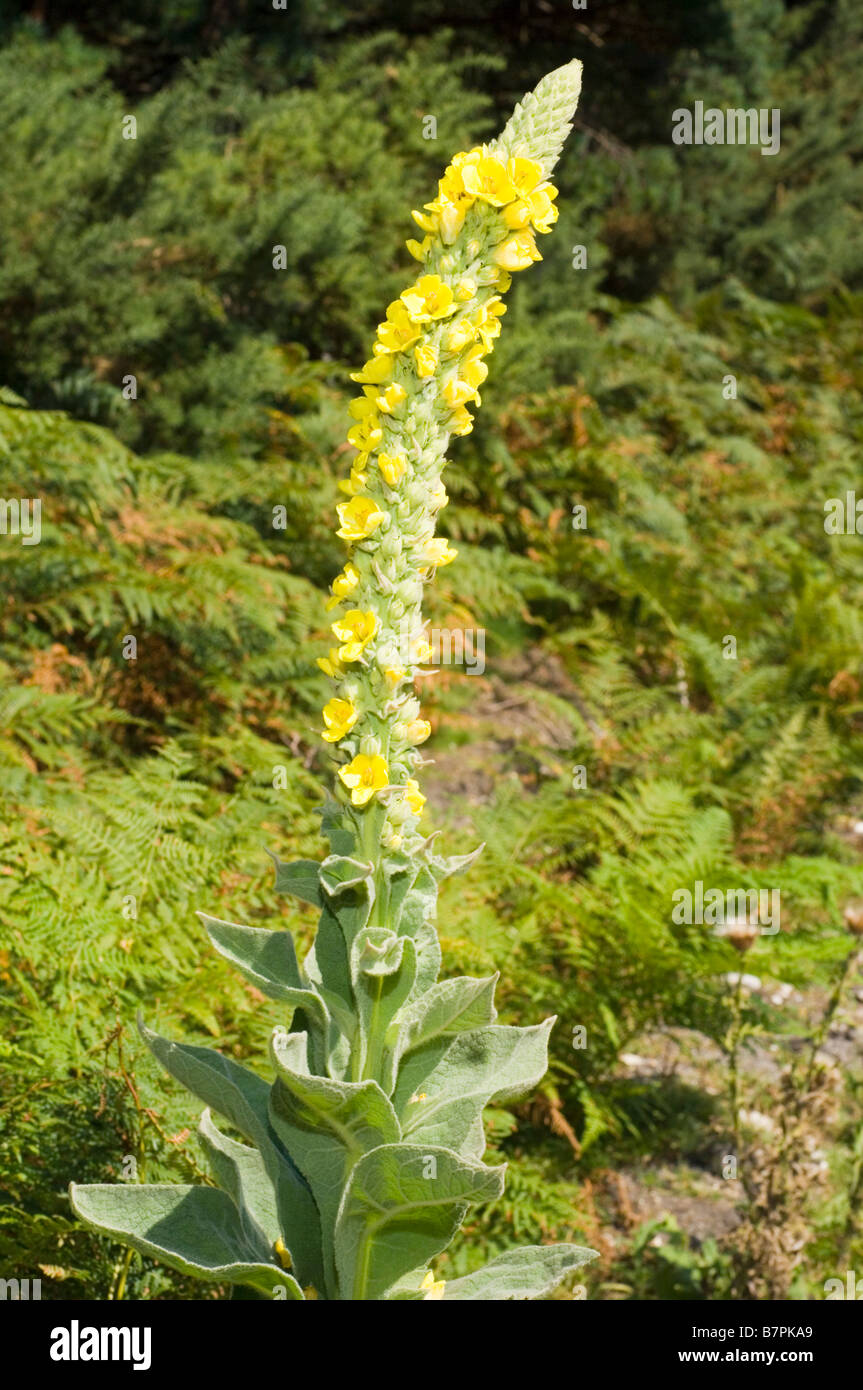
[394,1019,555,1157]
[320,854,375,896]
[268,1032,400,1295]
[437,1243,598,1300]
[334,1143,505,1301]
[268,852,324,908]
[393,974,499,1059]
[200,913,305,999]
[351,931,417,1091]
[141,1021,324,1288]
[69,1183,303,1298]
[197,1108,282,1252]
[303,898,356,1007]
[396,867,442,997]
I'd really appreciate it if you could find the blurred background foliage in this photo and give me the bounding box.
[0,0,861,1299]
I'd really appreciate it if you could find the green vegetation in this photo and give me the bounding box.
[1,0,861,1300]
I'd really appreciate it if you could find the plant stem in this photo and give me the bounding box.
[729,967,745,1160]
[798,947,856,1105]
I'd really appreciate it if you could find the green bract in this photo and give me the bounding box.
[71,60,597,1302]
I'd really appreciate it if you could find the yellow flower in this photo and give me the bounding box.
[423,538,457,567]
[404,779,427,816]
[375,382,407,414]
[406,235,433,262]
[449,405,474,436]
[331,608,377,662]
[316,647,344,678]
[461,344,489,389]
[426,162,477,242]
[377,301,422,353]
[336,497,385,542]
[347,394,379,420]
[383,664,405,687]
[477,297,506,350]
[321,697,359,743]
[504,185,558,234]
[274,1238,292,1270]
[413,342,438,378]
[506,156,545,198]
[502,199,532,231]
[445,316,478,352]
[455,277,477,301]
[339,753,389,806]
[400,274,457,323]
[405,718,431,744]
[412,636,433,664]
[450,147,483,170]
[410,208,437,234]
[337,466,368,496]
[460,155,516,206]
[346,417,383,453]
[420,1269,445,1299]
[325,561,360,610]
[493,232,542,271]
[429,480,448,510]
[378,452,407,487]
[435,198,469,244]
[442,376,479,409]
[437,160,471,200]
[349,353,394,384]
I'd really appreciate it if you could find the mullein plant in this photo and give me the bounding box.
[71,60,596,1301]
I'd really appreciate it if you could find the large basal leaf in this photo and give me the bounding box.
[141,1021,324,1288]
[436,1243,598,1301]
[394,1019,555,1157]
[334,1142,505,1301]
[197,1108,282,1252]
[69,1183,303,1299]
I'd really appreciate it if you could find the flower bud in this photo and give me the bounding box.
[380,530,403,560]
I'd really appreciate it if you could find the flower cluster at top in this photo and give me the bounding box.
[318,146,559,849]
